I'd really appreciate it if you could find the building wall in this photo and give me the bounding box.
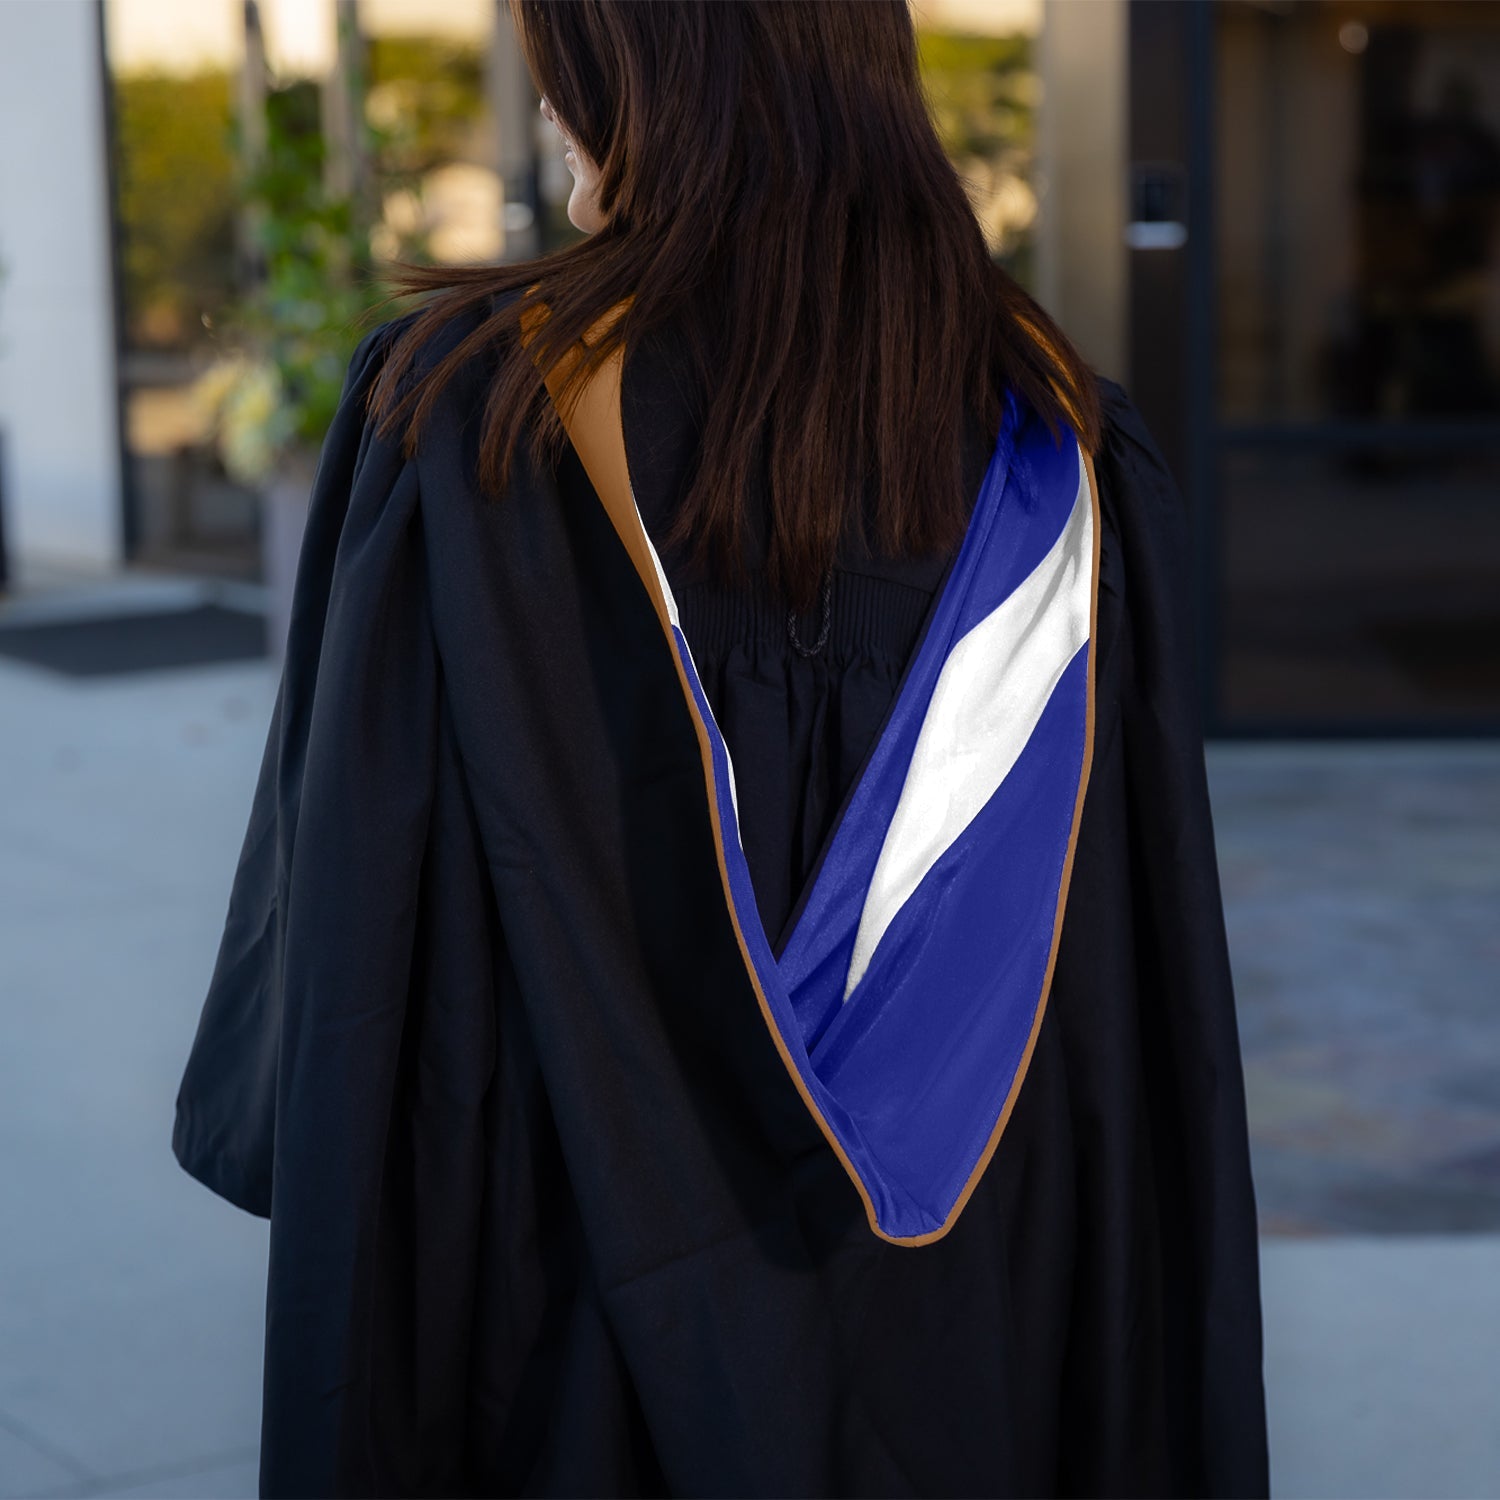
[0,0,123,579]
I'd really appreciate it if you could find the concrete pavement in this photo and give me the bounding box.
[0,632,1497,1497]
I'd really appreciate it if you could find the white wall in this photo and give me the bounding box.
[0,0,124,579]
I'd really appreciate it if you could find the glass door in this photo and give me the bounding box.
[1211,0,1500,732]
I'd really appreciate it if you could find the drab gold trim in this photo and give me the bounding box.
[521,297,1102,1246]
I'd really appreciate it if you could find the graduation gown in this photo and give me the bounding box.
[172,301,1268,1498]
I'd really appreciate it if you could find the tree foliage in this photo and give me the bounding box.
[916,28,1038,282]
[112,69,238,349]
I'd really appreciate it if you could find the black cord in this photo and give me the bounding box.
[786,567,834,657]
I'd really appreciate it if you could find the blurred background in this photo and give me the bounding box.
[0,0,1496,1495]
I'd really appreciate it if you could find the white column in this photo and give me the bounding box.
[0,0,125,580]
[1036,0,1129,383]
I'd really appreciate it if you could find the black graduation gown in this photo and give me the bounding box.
[172,303,1268,1499]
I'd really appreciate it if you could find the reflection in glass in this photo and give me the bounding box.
[103,0,504,576]
[1221,444,1500,725]
[1217,1,1500,424]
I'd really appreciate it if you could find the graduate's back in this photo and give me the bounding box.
[172,4,1269,1495]
[357,0,1105,1036]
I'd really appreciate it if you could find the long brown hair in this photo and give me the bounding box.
[365,0,1102,611]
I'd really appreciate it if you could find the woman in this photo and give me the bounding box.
[173,2,1268,1495]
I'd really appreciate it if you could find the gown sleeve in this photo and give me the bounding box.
[1094,376,1270,1495]
[170,313,434,1218]
[174,310,515,1494]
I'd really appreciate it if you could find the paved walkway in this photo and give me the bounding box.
[1261,1235,1500,1499]
[0,629,1496,1497]
[0,653,271,1498]
[1209,742,1500,1235]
